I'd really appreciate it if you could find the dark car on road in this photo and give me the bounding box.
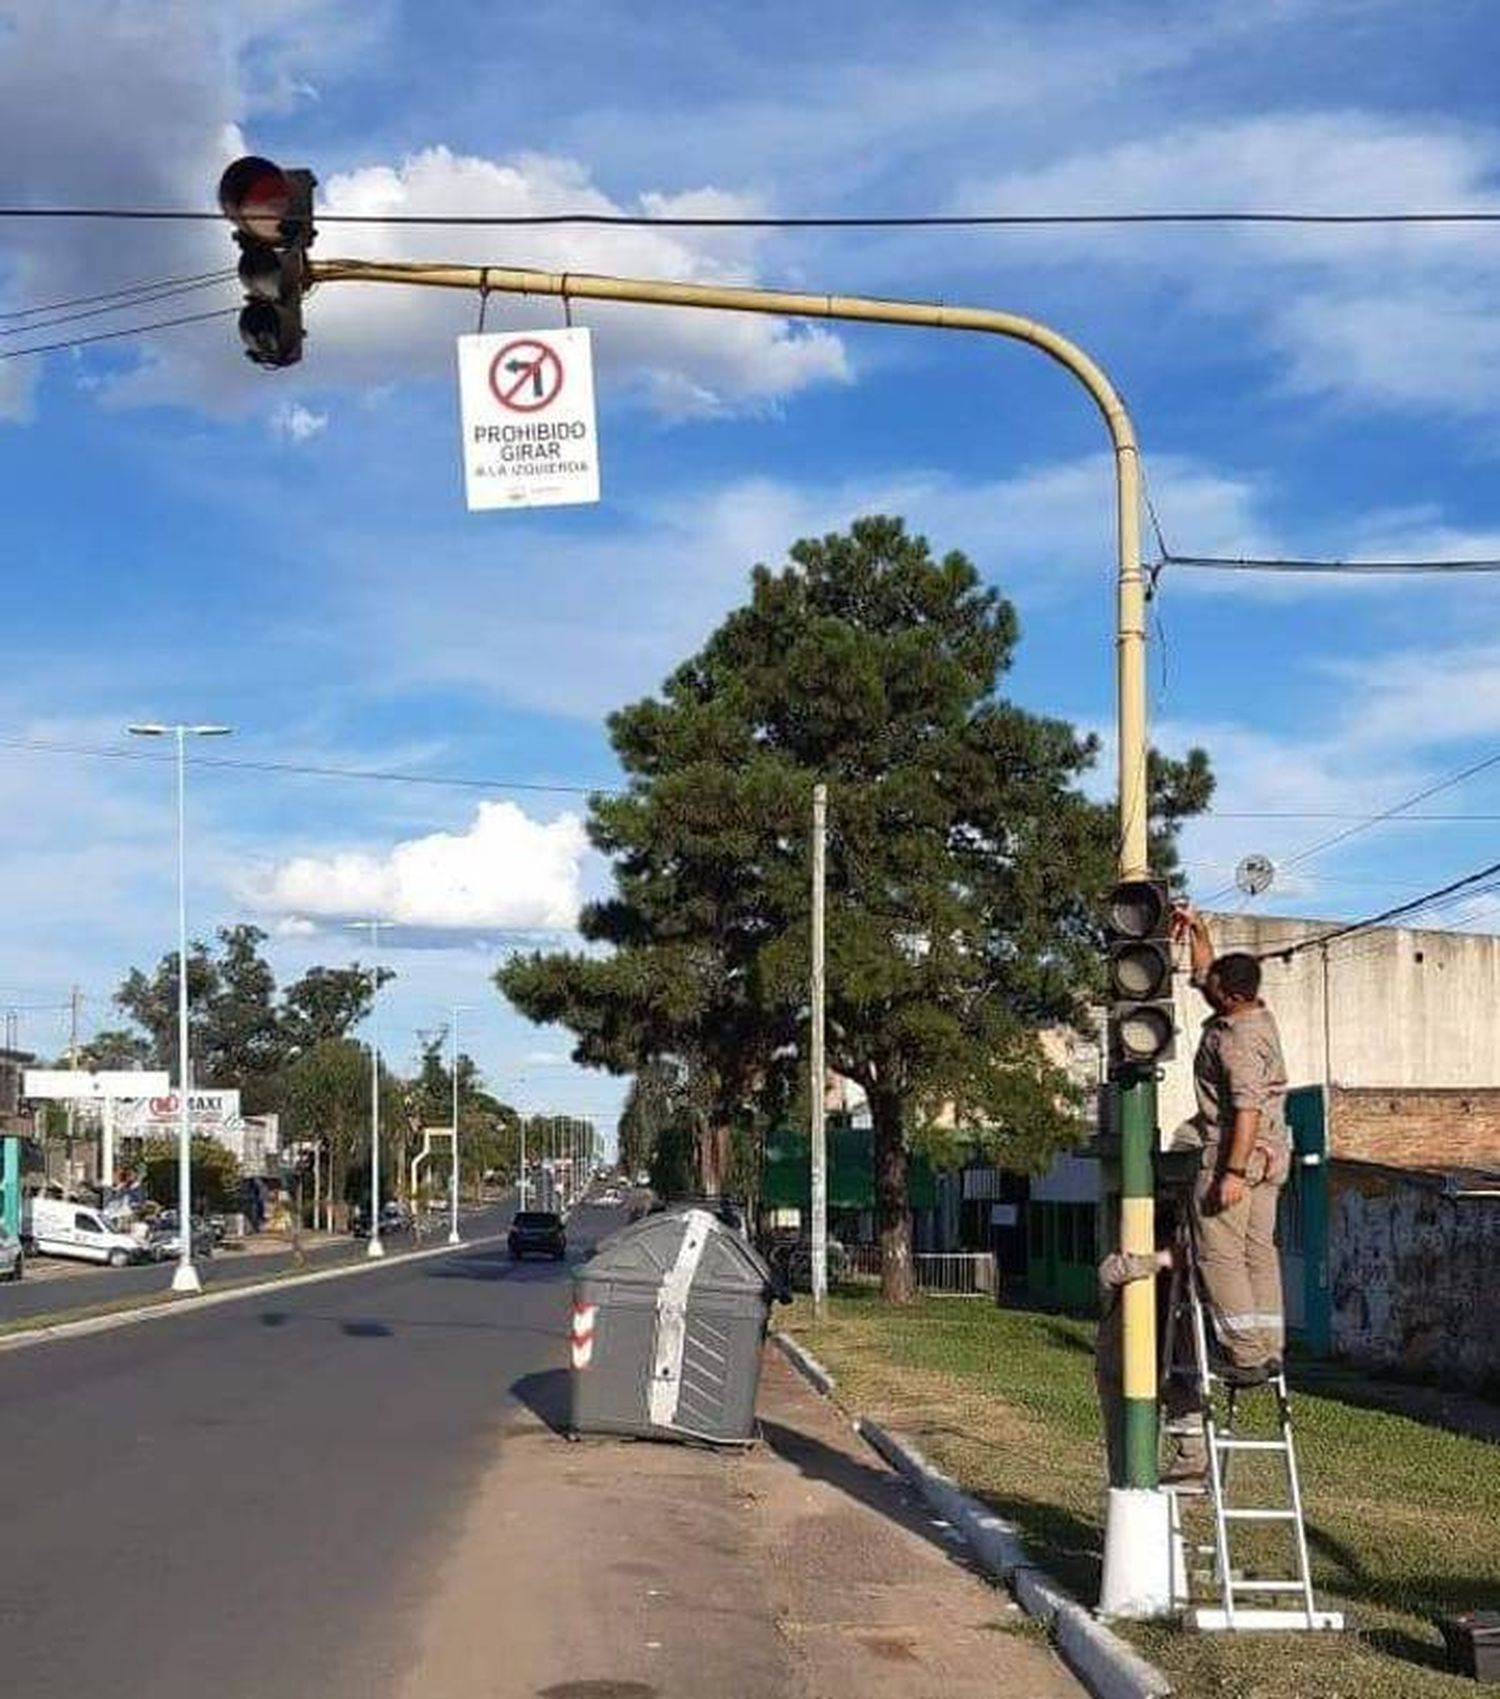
[508,1210,566,1261]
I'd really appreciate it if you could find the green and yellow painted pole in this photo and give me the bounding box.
[306,253,1173,1612]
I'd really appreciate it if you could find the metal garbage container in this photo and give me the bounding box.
[570,1205,782,1445]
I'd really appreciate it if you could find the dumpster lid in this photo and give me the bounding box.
[584,1206,774,1291]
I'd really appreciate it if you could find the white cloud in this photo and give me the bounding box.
[272,915,319,938]
[0,2,381,421]
[961,111,1500,418]
[98,145,850,421]
[270,402,328,442]
[240,800,589,930]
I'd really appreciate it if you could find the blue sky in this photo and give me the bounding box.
[4,0,1500,1138]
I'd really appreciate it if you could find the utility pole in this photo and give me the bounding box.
[810,782,828,1316]
[67,985,80,1186]
[449,1006,467,1246]
[347,920,385,1259]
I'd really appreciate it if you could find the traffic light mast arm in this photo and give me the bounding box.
[309,254,1151,875]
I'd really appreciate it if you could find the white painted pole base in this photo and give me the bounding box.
[1099,1487,1176,1618]
[171,1260,202,1296]
[447,1228,461,1245]
[367,1235,386,1259]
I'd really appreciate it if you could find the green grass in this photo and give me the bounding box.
[786,1292,1500,1699]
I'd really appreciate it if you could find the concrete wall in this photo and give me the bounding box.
[1328,1162,1500,1387]
[1158,912,1500,1138]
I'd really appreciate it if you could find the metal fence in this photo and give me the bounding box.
[914,1252,997,1297]
[835,1244,997,1297]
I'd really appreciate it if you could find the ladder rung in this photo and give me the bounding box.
[1223,1509,1299,1521]
[1194,1608,1345,1632]
[1229,1579,1310,1593]
[1215,1438,1290,1452]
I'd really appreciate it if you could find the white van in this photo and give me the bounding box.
[24,1196,144,1267]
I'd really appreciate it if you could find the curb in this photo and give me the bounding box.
[0,1232,509,1355]
[772,1329,1173,1699]
[769,1329,837,1395]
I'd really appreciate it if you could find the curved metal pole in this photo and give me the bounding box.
[311,260,1149,877]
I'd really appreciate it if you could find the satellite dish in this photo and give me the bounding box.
[1235,854,1275,897]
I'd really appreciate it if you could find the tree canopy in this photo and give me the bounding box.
[114,924,385,1110]
[500,516,1211,1298]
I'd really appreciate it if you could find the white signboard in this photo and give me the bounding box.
[457,328,601,511]
[24,1069,169,1101]
[122,1090,243,1137]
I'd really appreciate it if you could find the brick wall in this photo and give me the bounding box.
[1329,1086,1500,1172]
[1329,1163,1500,1387]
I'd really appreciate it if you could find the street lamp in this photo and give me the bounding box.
[449,1003,473,1246]
[127,722,233,1296]
[347,920,385,1259]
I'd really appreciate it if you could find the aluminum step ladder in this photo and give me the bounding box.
[1162,1221,1343,1632]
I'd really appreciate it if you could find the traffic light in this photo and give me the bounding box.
[1104,877,1176,1070]
[217,155,316,368]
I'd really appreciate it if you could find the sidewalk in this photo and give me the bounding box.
[395,1346,1088,1699]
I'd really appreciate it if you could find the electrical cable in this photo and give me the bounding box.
[0,304,238,360]
[1203,810,1500,821]
[1,272,237,338]
[1199,744,1500,906]
[1259,854,1500,961]
[9,206,1500,229]
[1164,552,1500,575]
[0,266,235,323]
[0,733,618,797]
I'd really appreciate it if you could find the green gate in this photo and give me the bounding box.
[1282,1086,1331,1354]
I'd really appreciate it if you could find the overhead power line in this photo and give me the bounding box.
[0,734,616,797]
[1263,855,1500,961]
[0,304,237,361]
[1,272,236,338]
[0,266,235,323]
[6,205,1500,230]
[1199,744,1500,907]
[1206,810,1500,822]
[1178,554,1500,577]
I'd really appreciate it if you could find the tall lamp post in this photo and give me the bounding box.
[128,722,233,1296]
[449,1004,472,1246]
[347,920,385,1258]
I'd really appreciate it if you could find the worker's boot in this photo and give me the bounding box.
[1160,1423,1208,1485]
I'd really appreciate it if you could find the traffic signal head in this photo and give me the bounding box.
[1103,877,1176,1070]
[218,155,316,368]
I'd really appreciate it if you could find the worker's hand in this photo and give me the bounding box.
[1170,901,1197,942]
[1208,1172,1248,1213]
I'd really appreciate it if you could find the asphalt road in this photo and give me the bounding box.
[0,1210,497,1323]
[0,1199,613,1699]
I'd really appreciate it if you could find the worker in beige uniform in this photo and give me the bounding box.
[1172,905,1292,1388]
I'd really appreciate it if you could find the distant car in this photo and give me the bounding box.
[597,1189,622,1207]
[380,1201,413,1235]
[0,1224,22,1282]
[768,1235,850,1291]
[508,1210,566,1261]
[145,1212,216,1262]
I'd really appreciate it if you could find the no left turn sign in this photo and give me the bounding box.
[457,327,600,511]
[489,338,565,412]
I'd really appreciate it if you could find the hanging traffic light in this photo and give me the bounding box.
[218,156,316,368]
[1104,877,1176,1070]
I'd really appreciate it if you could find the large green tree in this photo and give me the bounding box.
[500,517,1210,1300]
[115,926,385,1110]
